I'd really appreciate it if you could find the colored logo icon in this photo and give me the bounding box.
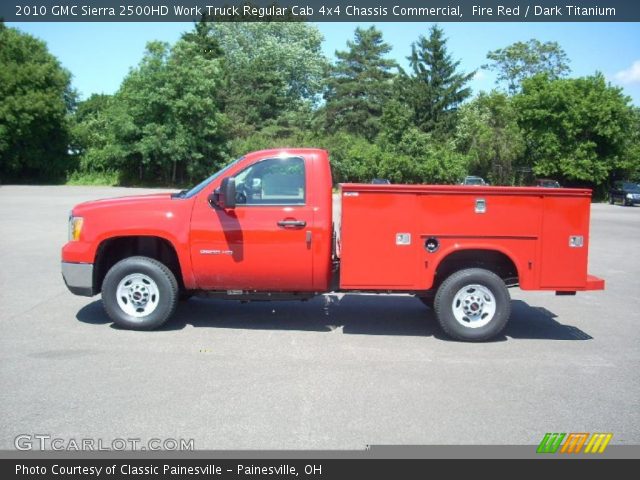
[537,433,613,454]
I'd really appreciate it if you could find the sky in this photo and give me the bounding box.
[8,21,640,105]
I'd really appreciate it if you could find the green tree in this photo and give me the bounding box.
[405,26,474,136]
[378,99,413,146]
[69,94,124,183]
[385,128,469,183]
[324,26,398,140]
[619,108,640,181]
[181,18,223,60]
[484,39,571,94]
[204,23,327,135]
[77,34,229,184]
[0,23,75,181]
[456,92,525,185]
[514,73,633,185]
[317,133,389,183]
[70,94,113,157]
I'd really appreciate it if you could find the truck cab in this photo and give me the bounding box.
[188,149,333,293]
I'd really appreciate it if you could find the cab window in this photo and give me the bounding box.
[234,157,305,205]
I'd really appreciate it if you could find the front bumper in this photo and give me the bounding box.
[61,262,95,297]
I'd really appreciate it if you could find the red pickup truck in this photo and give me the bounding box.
[62,148,604,341]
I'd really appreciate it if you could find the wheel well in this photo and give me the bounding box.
[434,249,519,289]
[94,236,183,293]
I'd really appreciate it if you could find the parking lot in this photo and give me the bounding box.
[0,185,638,450]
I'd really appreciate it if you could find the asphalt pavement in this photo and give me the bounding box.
[0,185,638,450]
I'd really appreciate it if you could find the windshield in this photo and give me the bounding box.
[178,156,244,198]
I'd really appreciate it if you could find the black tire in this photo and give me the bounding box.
[434,268,511,342]
[102,256,178,330]
[609,195,614,205]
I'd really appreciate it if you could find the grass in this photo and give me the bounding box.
[66,170,120,186]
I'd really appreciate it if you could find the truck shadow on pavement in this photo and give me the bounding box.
[76,295,592,341]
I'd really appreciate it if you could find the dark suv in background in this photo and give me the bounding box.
[609,181,640,206]
[535,178,561,188]
[461,176,488,186]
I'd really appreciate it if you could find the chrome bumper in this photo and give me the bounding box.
[61,262,94,297]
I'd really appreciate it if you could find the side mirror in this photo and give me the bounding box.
[210,177,236,209]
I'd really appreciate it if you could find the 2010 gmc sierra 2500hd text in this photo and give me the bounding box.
[61,148,604,341]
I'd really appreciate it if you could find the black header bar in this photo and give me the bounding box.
[2,1,640,22]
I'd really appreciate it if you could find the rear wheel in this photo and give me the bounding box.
[609,194,614,205]
[434,268,511,342]
[102,256,178,330]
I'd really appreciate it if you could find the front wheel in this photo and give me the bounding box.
[434,268,511,342]
[102,256,178,330]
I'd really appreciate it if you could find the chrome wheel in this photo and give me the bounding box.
[451,284,496,329]
[116,273,160,318]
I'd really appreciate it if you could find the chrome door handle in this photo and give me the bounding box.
[277,220,306,228]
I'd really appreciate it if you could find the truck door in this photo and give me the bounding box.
[189,156,315,291]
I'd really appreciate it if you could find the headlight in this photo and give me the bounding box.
[68,216,84,241]
[627,193,633,199]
